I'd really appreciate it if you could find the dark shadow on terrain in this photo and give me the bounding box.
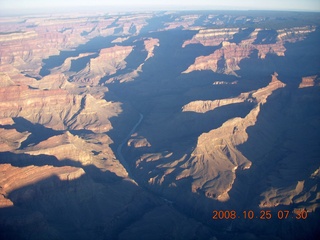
[0,169,161,240]
[253,29,278,44]
[140,13,177,33]
[226,82,320,240]
[99,37,148,84]
[0,153,214,240]
[40,35,117,77]
[103,21,320,240]
[229,27,255,44]
[69,53,98,72]
[0,152,121,183]
[0,117,64,149]
[239,28,320,87]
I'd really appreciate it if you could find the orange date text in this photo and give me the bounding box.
[212,209,308,220]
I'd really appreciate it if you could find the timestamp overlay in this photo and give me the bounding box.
[212,209,308,220]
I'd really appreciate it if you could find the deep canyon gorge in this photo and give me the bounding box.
[0,10,319,240]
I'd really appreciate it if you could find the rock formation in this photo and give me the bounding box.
[144,38,160,61]
[0,84,121,133]
[182,28,239,47]
[22,131,128,178]
[299,75,319,88]
[73,45,133,85]
[182,93,250,113]
[183,26,315,75]
[0,11,319,240]
[136,74,286,202]
[0,163,85,208]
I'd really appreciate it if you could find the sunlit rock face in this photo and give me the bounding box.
[183,26,315,76]
[0,11,319,240]
[72,46,133,85]
[0,84,121,133]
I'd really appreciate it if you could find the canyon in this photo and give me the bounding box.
[0,10,319,240]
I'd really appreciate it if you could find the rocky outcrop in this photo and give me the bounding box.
[0,72,15,87]
[0,15,117,77]
[31,73,74,90]
[0,85,121,133]
[23,131,128,178]
[213,80,238,85]
[115,14,152,35]
[73,45,133,85]
[127,134,151,148]
[178,75,285,200]
[163,14,200,30]
[182,28,239,47]
[144,38,160,61]
[299,75,319,88]
[183,40,288,75]
[182,93,250,113]
[0,64,37,86]
[103,38,159,84]
[138,74,286,202]
[183,26,314,75]
[0,118,30,152]
[0,163,85,207]
[277,26,316,42]
[183,41,254,75]
[50,52,96,74]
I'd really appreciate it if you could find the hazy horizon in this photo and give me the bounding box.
[1,0,320,16]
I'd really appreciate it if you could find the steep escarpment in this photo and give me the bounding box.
[73,45,133,85]
[182,93,250,113]
[183,40,284,75]
[0,163,85,207]
[0,15,118,77]
[299,75,320,88]
[0,84,121,133]
[182,28,239,47]
[22,131,128,178]
[134,74,285,203]
[180,74,285,200]
[115,14,152,35]
[143,38,160,61]
[0,11,319,240]
[183,26,316,75]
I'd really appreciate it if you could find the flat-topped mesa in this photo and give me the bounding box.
[299,75,319,88]
[182,28,239,47]
[182,93,250,113]
[144,38,160,61]
[0,85,121,133]
[73,45,133,85]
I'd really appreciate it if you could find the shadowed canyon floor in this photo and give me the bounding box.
[0,10,320,240]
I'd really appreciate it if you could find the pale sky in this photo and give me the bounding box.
[1,0,320,14]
